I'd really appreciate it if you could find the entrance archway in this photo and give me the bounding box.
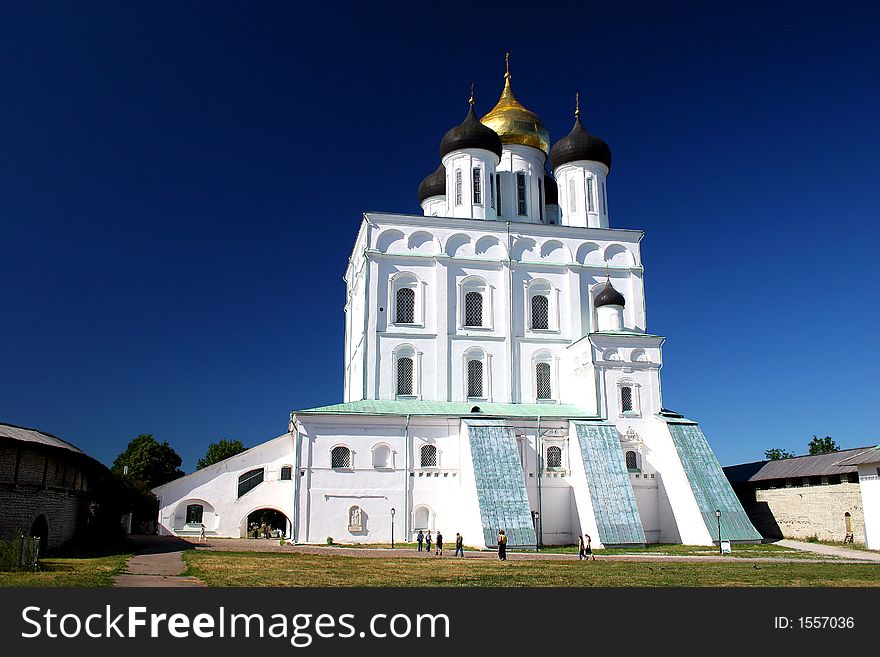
[244,508,290,539]
[30,515,49,554]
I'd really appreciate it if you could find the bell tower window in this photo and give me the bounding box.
[536,362,552,400]
[473,167,482,205]
[516,172,527,216]
[455,169,462,206]
[587,177,595,212]
[467,359,484,398]
[568,179,576,213]
[396,288,415,324]
[496,173,502,214]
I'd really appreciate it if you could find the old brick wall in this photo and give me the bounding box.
[751,483,865,543]
[0,488,83,549]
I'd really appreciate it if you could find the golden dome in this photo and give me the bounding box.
[480,57,550,155]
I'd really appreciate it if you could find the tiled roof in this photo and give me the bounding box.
[0,423,86,456]
[723,447,876,483]
[294,399,596,418]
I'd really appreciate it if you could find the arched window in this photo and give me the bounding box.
[536,362,551,400]
[464,291,483,327]
[237,468,264,498]
[587,177,595,212]
[186,504,204,524]
[420,444,438,468]
[372,444,391,469]
[396,357,414,396]
[467,359,484,398]
[331,446,352,469]
[413,505,431,530]
[531,294,549,330]
[621,386,634,412]
[455,169,462,206]
[472,167,482,205]
[516,171,527,215]
[396,287,415,324]
[547,446,562,468]
[625,450,638,471]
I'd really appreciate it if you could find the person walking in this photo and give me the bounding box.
[577,534,585,560]
[436,531,443,556]
[583,533,596,561]
[199,524,206,543]
[425,530,433,555]
[417,530,424,552]
[497,529,507,561]
[454,532,464,558]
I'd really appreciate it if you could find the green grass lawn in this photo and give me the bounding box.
[0,553,130,587]
[183,550,880,587]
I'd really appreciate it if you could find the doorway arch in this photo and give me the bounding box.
[240,507,291,539]
[30,515,49,554]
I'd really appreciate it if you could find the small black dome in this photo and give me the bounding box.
[439,106,503,159]
[543,173,558,205]
[549,117,612,171]
[594,280,625,308]
[418,164,446,203]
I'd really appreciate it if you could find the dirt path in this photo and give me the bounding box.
[114,535,206,587]
[777,539,880,563]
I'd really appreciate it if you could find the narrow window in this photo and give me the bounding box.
[280,466,292,480]
[472,167,482,205]
[516,172,527,215]
[587,177,595,212]
[496,173,502,214]
[455,169,462,206]
[186,504,204,524]
[237,468,264,497]
[467,359,484,398]
[490,170,496,208]
[536,362,551,399]
[547,446,562,468]
[396,287,415,324]
[420,444,438,468]
[569,179,577,213]
[331,446,351,469]
[464,291,483,327]
[625,451,638,470]
[531,295,549,330]
[538,178,544,222]
[396,357,414,396]
[601,182,607,214]
[621,386,633,412]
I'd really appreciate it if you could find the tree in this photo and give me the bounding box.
[764,448,795,461]
[808,435,840,455]
[111,434,184,490]
[197,438,247,470]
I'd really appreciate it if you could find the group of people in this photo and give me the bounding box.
[248,522,278,539]
[415,530,465,557]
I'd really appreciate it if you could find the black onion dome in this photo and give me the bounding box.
[439,106,503,159]
[549,117,612,171]
[418,164,446,203]
[543,173,558,205]
[594,280,625,308]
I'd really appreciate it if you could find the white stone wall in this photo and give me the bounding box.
[857,464,880,549]
[754,483,865,543]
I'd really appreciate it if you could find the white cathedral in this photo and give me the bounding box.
[154,62,761,549]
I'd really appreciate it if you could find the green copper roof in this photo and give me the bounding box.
[294,399,596,418]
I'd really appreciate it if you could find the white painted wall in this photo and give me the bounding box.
[858,463,880,550]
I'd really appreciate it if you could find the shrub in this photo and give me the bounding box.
[326,537,334,545]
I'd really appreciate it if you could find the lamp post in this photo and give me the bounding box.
[390,508,396,549]
[715,509,722,555]
[531,511,540,552]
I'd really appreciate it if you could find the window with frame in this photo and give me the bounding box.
[625,450,638,470]
[621,386,634,412]
[546,446,562,469]
[185,504,204,524]
[536,362,552,399]
[496,173,502,214]
[395,287,415,324]
[455,169,462,206]
[601,182,607,214]
[280,466,292,480]
[531,294,549,330]
[396,356,414,396]
[237,468,264,498]
[490,170,496,208]
[516,172,527,215]
[569,179,576,213]
[473,167,482,205]
[538,178,544,222]
[420,444,438,468]
[587,177,595,212]
[331,446,352,469]
[464,291,483,327]
[467,359,484,398]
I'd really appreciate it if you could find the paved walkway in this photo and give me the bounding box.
[777,539,880,563]
[186,537,878,564]
[114,535,206,587]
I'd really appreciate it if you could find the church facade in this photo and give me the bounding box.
[154,64,760,549]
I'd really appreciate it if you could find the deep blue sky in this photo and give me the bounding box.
[2,2,878,471]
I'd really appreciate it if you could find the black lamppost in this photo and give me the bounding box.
[390,508,396,549]
[531,511,540,552]
[715,509,722,554]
